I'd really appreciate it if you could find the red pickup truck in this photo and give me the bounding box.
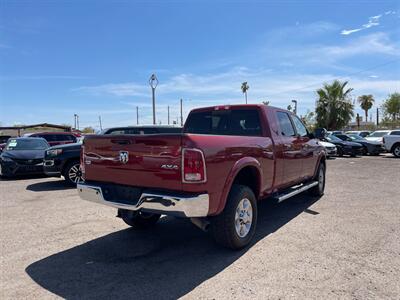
[78,104,326,249]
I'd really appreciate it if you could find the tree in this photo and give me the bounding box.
[315,80,354,130]
[301,110,316,132]
[358,94,374,123]
[241,82,249,104]
[382,92,400,121]
[82,126,95,134]
[262,100,270,105]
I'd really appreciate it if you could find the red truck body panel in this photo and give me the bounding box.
[82,104,325,216]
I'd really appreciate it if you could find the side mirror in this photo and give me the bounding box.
[314,128,327,139]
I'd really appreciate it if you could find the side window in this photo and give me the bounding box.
[390,131,400,135]
[291,116,308,137]
[276,112,295,136]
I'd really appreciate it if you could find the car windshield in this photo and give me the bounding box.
[5,139,48,151]
[348,134,364,140]
[325,135,342,142]
[369,131,389,137]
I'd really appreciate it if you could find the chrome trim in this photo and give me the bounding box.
[181,148,207,184]
[277,181,318,203]
[77,183,209,217]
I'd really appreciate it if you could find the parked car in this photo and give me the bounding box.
[365,130,396,143]
[0,135,12,144]
[334,133,384,155]
[323,134,363,157]
[0,137,49,177]
[44,126,183,185]
[78,104,327,249]
[28,132,78,146]
[100,125,182,135]
[318,140,337,158]
[345,130,371,138]
[383,134,400,158]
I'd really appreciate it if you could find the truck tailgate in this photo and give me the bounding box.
[82,134,182,191]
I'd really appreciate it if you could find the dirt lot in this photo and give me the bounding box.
[1,154,399,299]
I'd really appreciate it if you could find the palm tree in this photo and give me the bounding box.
[241,82,249,104]
[315,80,354,130]
[358,94,375,123]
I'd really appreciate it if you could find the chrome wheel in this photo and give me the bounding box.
[234,198,253,238]
[318,165,325,191]
[394,146,400,157]
[68,163,84,184]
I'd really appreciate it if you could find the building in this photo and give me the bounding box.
[0,123,72,137]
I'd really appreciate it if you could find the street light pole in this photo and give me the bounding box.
[136,106,139,125]
[291,100,298,115]
[376,107,379,127]
[180,98,183,126]
[149,74,159,125]
[167,106,170,125]
[98,116,103,130]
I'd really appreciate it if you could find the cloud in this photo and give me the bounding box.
[0,75,91,81]
[73,82,148,97]
[340,12,397,35]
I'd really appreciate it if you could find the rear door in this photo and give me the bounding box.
[275,111,303,185]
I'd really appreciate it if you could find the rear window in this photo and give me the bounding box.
[276,112,295,136]
[39,134,76,142]
[105,127,181,135]
[184,109,262,136]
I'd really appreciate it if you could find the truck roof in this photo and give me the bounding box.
[189,104,286,113]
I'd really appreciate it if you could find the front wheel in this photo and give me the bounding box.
[211,184,257,250]
[63,160,84,186]
[309,163,325,197]
[119,209,161,229]
[392,144,400,158]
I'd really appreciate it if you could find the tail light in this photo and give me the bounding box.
[182,148,207,183]
[80,144,85,178]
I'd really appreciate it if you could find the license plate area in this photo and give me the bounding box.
[101,183,142,205]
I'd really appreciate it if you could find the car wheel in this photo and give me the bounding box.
[337,147,344,157]
[362,146,368,155]
[63,160,84,186]
[119,209,161,229]
[309,162,325,197]
[211,184,257,250]
[393,144,400,158]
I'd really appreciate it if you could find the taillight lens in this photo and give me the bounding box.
[80,145,85,177]
[182,148,206,183]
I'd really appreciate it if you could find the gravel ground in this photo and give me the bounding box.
[1,154,399,299]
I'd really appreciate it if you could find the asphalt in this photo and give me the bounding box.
[1,154,399,299]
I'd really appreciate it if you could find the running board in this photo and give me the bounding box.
[274,181,318,203]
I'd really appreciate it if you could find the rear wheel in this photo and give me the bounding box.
[309,163,325,197]
[119,209,161,229]
[393,144,400,158]
[211,184,257,250]
[63,160,84,186]
[337,147,344,157]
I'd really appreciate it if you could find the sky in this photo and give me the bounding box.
[0,0,399,130]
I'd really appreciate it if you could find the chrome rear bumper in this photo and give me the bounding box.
[77,183,209,217]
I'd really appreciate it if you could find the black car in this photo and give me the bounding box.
[44,125,182,185]
[0,137,49,177]
[323,135,363,157]
[334,134,384,155]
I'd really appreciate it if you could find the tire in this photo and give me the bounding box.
[362,146,368,155]
[392,144,400,158]
[119,209,161,229]
[211,184,257,250]
[309,162,325,197]
[63,160,84,186]
[337,147,344,157]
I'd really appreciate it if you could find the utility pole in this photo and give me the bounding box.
[74,114,77,129]
[376,107,379,127]
[180,98,183,126]
[167,106,170,125]
[74,114,80,130]
[291,100,298,115]
[98,116,103,130]
[136,106,139,125]
[356,113,360,130]
[149,74,159,125]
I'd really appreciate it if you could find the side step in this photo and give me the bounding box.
[274,181,318,203]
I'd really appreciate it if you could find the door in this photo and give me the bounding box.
[291,115,315,178]
[275,111,303,185]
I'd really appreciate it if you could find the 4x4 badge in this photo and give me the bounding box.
[119,151,129,164]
